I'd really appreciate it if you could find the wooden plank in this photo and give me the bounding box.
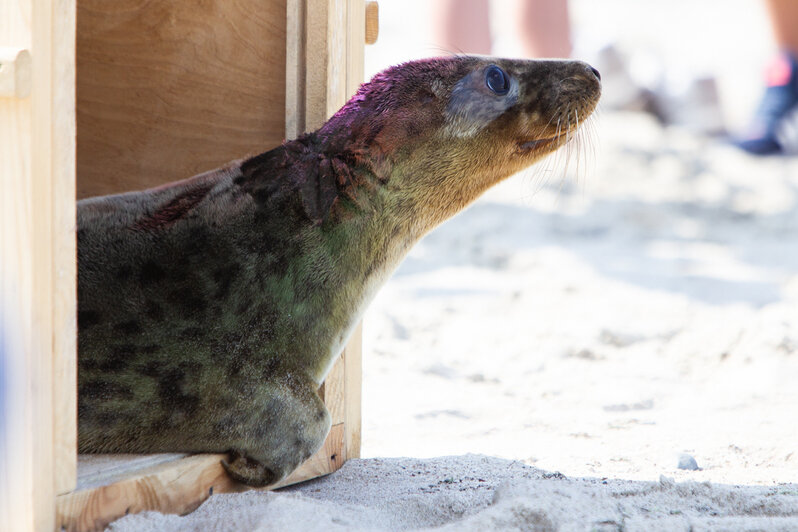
[344,323,363,459]
[30,0,59,525]
[286,0,365,458]
[0,47,32,98]
[1,0,74,528]
[57,424,345,532]
[58,455,243,532]
[0,5,36,531]
[327,0,349,117]
[285,0,306,139]
[76,0,287,198]
[75,454,188,492]
[365,1,379,45]
[304,0,331,131]
[0,3,36,524]
[344,0,365,461]
[289,0,360,132]
[348,0,367,91]
[323,356,347,425]
[52,0,78,497]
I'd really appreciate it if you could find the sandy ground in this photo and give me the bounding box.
[115,456,798,531]
[110,1,798,530]
[360,111,798,488]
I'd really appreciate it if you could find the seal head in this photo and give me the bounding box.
[311,56,601,230]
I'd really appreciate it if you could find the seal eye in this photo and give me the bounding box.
[485,65,509,95]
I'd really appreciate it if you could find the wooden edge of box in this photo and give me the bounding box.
[56,423,345,532]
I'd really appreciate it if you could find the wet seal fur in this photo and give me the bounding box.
[78,56,601,486]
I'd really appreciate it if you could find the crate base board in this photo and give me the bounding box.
[56,423,345,532]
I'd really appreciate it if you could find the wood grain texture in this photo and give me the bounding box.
[285,0,306,139]
[57,424,345,532]
[1,0,75,528]
[286,0,364,460]
[57,455,244,532]
[344,0,365,460]
[0,47,32,98]
[290,0,362,130]
[53,0,78,497]
[76,0,287,198]
[322,355,347,425]
[327,0,349,117]
[0,3,36,531]
[365,1,379,45]
[74,453,187,492]
[304,0,330,131]
[344,323,363,459]
[348,0,367,90]
[30,0,59,523]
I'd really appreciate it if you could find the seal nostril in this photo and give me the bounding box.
[590,67,601,81]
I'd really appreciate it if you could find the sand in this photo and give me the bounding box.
[360,112,798,489]
[109,1,798,529]
[111,456,798,531]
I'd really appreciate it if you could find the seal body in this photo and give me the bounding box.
[78,56,601,486]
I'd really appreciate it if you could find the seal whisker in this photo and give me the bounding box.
[570,107,587,187]
[579,108,595,187]
[581,113,600,183]
[583,109,600,168]
[574,108,582,186]
[552,116,573,199]
[561,113,576,185]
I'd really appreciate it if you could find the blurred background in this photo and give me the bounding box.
[366,0,774,131]
[360,0,798,485]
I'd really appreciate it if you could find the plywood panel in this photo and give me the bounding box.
[76,0,287,198]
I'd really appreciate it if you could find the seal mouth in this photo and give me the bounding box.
[517,133,566,154]
[518,137,557,151]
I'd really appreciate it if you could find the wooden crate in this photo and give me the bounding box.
[1,1,376,530]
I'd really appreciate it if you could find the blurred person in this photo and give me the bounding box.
[431,0,572,58]
[738,0,798,154]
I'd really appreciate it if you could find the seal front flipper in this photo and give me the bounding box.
[219,372,331,487]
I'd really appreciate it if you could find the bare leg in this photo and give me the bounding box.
[513,0,572,58]
[430,0,492,55]
[765,0,798,55]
